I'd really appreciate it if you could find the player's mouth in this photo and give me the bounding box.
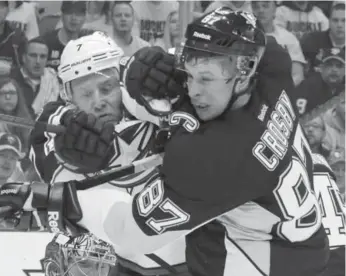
[193,103,209,110]
[98,113,121,124]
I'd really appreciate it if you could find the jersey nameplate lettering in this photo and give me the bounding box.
[253,91,320,242]
[253,91,296,171]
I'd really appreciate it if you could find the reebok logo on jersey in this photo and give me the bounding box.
[257,104,268,122]
[48,211,60,233]
[193,31,211,41]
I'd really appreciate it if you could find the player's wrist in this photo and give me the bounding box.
[30,181,50,208]
[51,103,77,127]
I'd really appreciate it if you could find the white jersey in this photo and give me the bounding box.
[30,103,187,275]
[56,120,186,274]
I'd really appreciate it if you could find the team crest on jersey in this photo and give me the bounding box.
[118,121,156,153]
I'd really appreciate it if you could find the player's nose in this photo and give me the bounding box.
[93,93,107,111]
[93,100,107,111]
[187,82,202,99]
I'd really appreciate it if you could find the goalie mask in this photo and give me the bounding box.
[43,233,116,276]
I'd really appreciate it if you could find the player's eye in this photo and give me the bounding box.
[100,87,112,95]
[100,82,120,94]
[200,77,213,82]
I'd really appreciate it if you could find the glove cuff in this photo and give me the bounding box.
[58,104,78,125]
[47,181,85,236]
[31,182,50,208]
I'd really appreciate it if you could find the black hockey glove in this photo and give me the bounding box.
[0,181,84,235]
[121,46,187,116]
[55,109,116,174]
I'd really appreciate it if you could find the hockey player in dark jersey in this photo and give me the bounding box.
[0,8,329,276]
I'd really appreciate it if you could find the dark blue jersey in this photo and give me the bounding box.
[127,85,329,276]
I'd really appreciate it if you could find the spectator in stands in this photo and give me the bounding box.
[300,2,345,74]
[110,1,149,57]
[275,1,329,40]
[252,1,305,86]
[83,1,112,35]
[0,76,32,154]
[204,1,252,14]
[303,116,334,159]
[328,149,345,198]
[40,1,91,71]
[313,1,336,18]
[10,37,60,117]
[0,132,25,187]
[6,1,39,40]
[292,48,345,116]
[324,98,345,150]
[155,10,180,51]
[0,1,26,76]
[36,1,62,20]
[131,1,178,45]
[56,1,112,36]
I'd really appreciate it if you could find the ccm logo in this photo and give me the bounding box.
[193,31,211,40]
[48,211,60,233]
[0,189,18,195]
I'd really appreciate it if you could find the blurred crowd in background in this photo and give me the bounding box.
[0,1,344,197]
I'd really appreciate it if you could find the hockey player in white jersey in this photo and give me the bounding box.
[26,32,188,276]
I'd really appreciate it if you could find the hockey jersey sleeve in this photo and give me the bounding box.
[77,113,275,254]
[311,153,345,248]
[30,100,73,183]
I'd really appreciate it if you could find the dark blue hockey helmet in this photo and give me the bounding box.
[175,7,266,80]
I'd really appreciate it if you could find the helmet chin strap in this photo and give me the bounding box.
[62,82,73,103]
[225,75,254,111]
[225,54,260,111]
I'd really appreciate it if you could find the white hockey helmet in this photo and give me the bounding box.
[58,31,124,101]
